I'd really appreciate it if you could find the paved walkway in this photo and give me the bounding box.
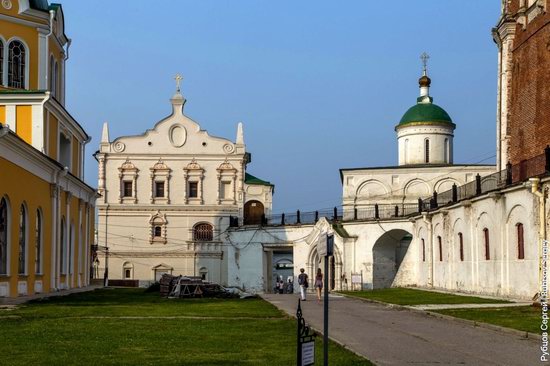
[263,294,540,366]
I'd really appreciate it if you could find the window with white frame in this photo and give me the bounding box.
[217,160,237,204]
[59,131,71,169]
[183,159,204,204]
[424,139,430,163]
[8,40,26,89]
[0,198,8,275]
[18,204,27,275]
[60,217,66,274]
[150,159,171,204]
[193,223,213,242]
[118,159,139,203]
[35,209,42,274]
[0,40,3,86]
[123,262,134,279]
[149,211,167,244]
[69,223,74,275]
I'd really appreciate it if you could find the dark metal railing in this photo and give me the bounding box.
[230,146,550,227]
[419,148,549,212]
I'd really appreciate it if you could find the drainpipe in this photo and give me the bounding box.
[422,213,434,287]
[81,136,91,179]
[61,38,71,104]
[530,178,548,300]
[44,10,55,90]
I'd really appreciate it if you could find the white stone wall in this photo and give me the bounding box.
[341,165,496,216]
[409,184,543,300]
[226,180,545,300]
[397,124,454,165]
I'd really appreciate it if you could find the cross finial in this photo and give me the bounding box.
[420,52,430,75]
[174,73,183,92]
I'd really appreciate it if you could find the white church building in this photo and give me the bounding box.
[97,61,547,301]
[96,80,273,284]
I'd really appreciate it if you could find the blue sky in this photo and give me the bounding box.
[61,0,501,213]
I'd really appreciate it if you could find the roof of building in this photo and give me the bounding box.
[397,99,454,127]
[29,0,50,11]
[332,223,353,238]
[339,163,496,181]
[245,173,274,187]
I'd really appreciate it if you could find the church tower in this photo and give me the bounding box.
[396,54,456,166]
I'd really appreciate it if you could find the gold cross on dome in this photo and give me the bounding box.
[174,74,183,92]
[420,52,430,74]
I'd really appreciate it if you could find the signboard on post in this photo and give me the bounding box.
[301,341,315,366]
[297,299,316,366]
[318,231,334,257]
[351,274,362,284]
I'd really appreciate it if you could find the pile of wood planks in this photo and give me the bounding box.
[159,274,239,299]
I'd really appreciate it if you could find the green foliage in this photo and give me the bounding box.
[144,282,160,293]
[340,288,510,306]
[434,306,540,334]
[0,288,372,365]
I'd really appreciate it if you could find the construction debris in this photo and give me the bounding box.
[159,274,255,299]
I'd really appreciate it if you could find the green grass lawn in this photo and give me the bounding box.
[339,288,511,306]
[0,288,372,366]
[433,306,541,334]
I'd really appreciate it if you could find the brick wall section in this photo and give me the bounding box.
[507,0,550,164]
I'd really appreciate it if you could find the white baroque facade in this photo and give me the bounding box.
[96,86,273,285]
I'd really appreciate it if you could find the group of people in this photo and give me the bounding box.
[274,277,293,294]
[297,268,324,302]
[274,268,324,302]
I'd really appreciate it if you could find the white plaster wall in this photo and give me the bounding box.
[411,186,540,300]
[397,124,454,165]
[342,165,495,218]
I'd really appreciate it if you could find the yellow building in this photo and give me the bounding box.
[0,0,96,298]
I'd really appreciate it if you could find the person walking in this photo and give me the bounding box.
[315,268,323,302]
[298,268,309,301]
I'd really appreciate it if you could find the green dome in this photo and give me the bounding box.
[397,100,454,127]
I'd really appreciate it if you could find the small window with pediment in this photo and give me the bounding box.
[149,212,167,244]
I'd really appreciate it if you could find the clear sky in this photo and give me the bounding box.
[61,0,501,213]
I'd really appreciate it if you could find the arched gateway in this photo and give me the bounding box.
[372,229,412,289]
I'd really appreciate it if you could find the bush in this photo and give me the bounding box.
[145,282,160,293]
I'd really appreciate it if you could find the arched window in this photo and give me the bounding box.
[123,262,133,279]
[421,238,425,262]
[193,223,213,242]
[69,223,74,274]
[458,232,464,262]
[0,40,4,86]
[437,235,443,261]
[8,41,26,88]
[404,139,409,164]
[60,218,66,274]
[35,209,42,274]
[425,139,430,163]
[18,205,27,274]
[154,226,162,237]
[199,267,208,281]
[444,138,449,163]
[0,198,8,275]
[483,228,490,260]
[49,55,56,96]
[517,223,524,260]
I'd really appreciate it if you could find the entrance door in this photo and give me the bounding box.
[244,200,264,225]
